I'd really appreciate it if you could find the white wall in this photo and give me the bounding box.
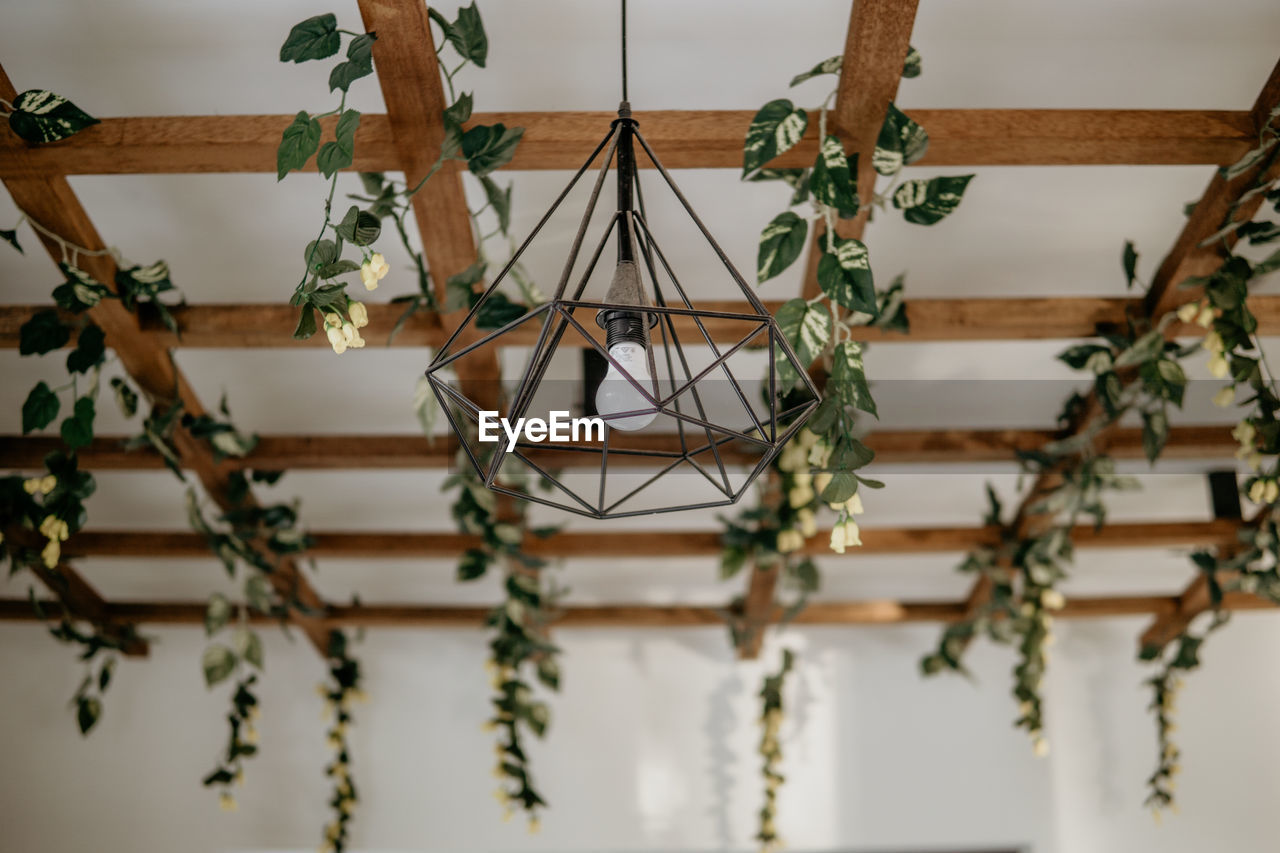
[2,611,1279,853]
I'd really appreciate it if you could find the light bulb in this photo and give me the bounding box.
[595,341,657,431]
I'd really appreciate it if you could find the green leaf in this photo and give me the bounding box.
[1123,241,1139,289]
[110,378,138,419]
[817,237,876,314]
[8,90,99,143]
[279,14,340,63]
[245,574,273,613]
[445,260,487,311]
[892,175,973,225]
[19,309,70,355]
[234,628,264,670]
[536,657,560,691]
[1142,409,1169,463]
[461,123,524,176]
[810,137,859,218]
[873,104,928,176]
[757,211,808,283]
[317,109,361,178]
[66,324,105,374]
[458,547,491,581]
[205,593,232,635]
[277,111,322,180]
[480,175,512,233]
[60,397,95,450]
[76,696,102,735]
[53,264,110,313]
[774,298,831,387]
[22,382,60,433]
[819,471,858,503]
[1058,343,1109,370]
[0,228,21,253]
[328,32,377,92]
[902,45,922,78]
[202,644,236,687]
[444,1,488,67]
[444,92,474,129]
[830,340,876,417]
[293,305,318,340]
[789,55,842,87]
[334,204,382,246]
[1114,329,1164,368]
[743,99,808,179]
[874,273,910,333]
[475,292,528,329]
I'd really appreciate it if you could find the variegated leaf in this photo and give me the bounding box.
[830,340,877,417]
[757,212,808,283]
[902,46,922,79]
[817,237,876,315]
[743,99,808,178]
[874,273,910,333]
[873,104,928,177]
[790,55,842,88]
[892,175,974,225]
[8,90,100,143]
[131,260,171,284]
[810,136,859,218]
[774,298,831,387]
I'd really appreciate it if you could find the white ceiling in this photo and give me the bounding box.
[1,0,1279,607]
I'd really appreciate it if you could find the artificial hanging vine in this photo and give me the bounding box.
[318,628,365,853]
[278,4,536,354]
[755,648,794,852]
[447,449,562,828]
[720,46,966,627]
[1137,104,1280,814]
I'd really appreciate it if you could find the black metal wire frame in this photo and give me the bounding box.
[424,110,820,518]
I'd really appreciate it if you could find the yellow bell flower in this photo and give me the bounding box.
[844,493,864,515]
[1196,305,1215,328]
[841,519,861,548]
[787,485,813,508]
[219,792,238,812]
[41,539,60,569]
[1207,354,1229,379]
[341,322,366,349]
[326,324,348,354]
[348,301,369,329]
[1266,480,1280,504]
[1203,330,1224,354]
[797,508,817,538]
[361,253,390,291]
[829,524,847,554]
[1041,589,1066,611]
[528,816,541,835]
[1176,302,1199,324]
[776,529,804,554]
[813,472,833,495]
[1032,737,1049,758]
[1249,480,1267,504]
[1212,385,1236,408]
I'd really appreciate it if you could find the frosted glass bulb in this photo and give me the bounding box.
[595,342,657,431]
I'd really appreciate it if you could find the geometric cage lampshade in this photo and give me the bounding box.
[425,102,820,519]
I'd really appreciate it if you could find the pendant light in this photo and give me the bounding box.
[425,0,820,518]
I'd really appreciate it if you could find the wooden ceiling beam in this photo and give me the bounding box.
[0,63,332,657]
[0,591,1273,629]
[52,518,1240,561]
[7,296,1280,349]
[1143,56,1280,318]
[0,423,1241,471]
[0,110,1252,177]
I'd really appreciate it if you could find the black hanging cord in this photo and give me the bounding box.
[621,0,629,102]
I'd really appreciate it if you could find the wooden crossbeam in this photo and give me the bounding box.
[0,109,1253,177]
[0,424,1241,472]
[1,64,332,656]
[6,296,1280,348]
[14,551,148,657]
[1143,57,1280,318]
[0,591,1273,629]
[51,519,1242,561]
